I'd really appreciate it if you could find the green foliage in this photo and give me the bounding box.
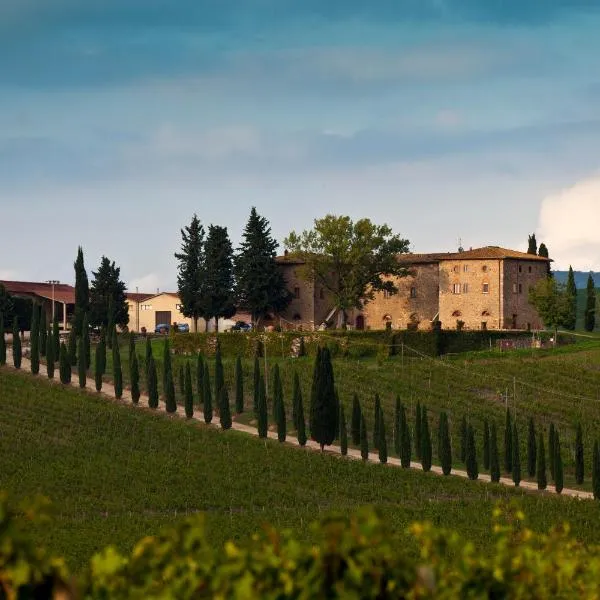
[575,422,584,485]
[537,433,547,491]
[527,233,537,254]
[275,384,286,442]
[68,325,77,366]
[549,423,556,480]
[415,401,422,460]
[59,342,71,384]
[95,336,105,392]
[271,362,283,422]
[89,256,129,329]
[438,411,452,476]
[528,277,572,331]
[512,423,521,487]
[527,417,537,478]
[12,317,21,369]
[73,246,90,335]
[394,396,402,457]
[340,403,348,456]
[78,337,87,389]
[378,409,388,464]
[585,273,596,332]
[298,335,306,357]
[292,371,301,429]
[163,338,176,413]
[178,364,185,397]
[296,383,306,446]
[459,414,467,464]
[30,302,40,375]
[130,349,140,405]
[183,362,194,418]
[401,405,411,469]
[351,393,362,446]
[39,307,47,358]
[360,414,368,460]
[257,374,268,438]
[82,312,91,369]
[214,342,224,402]
[565,265,578,331]
[538,242,549,258]
[52,316,60,359]
[373,393,381,449]
[309,347,338,450]
[196,352,205,405]
[219,386,232,430]
[45,329,54,379]
[147,354,159,409]
[490,421,500,483]
[504,409,513,473]
[253,356,260,413]
[593,440,600,500]
[234,355,244,413]
[554,431,564,494]
[203,364,213,424]
[420,406,432,472]
[466,424,478,480]
[0,312,5,366]
[107,299,114,350]
[483,418,490,471]
[112,331,123,400]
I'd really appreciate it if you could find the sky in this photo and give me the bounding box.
[2,0,600,291]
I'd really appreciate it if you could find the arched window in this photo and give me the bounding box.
[383,314,392,322]
[452,310,462,317]
[481,310,490,317]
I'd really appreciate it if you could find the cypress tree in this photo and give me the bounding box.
[415,402,422,459]
[12,317,21,369]
[68,326,77,367]
[128,331,135,371]
[340,403,348,456]
[554,431,564,494]
[360,414,369,460]
[351,393,362,446]
[235,355,244,413]
[466,424,478,480]
[575,422,584,485]
[184,362,193,417]
[394,396,402,457]
[512,422,521,487]
[527,417,537,478]
[373,394,381,449]
[257,374,268,438]
[593,440,600,500]
[73,246,90,335]
[130,348,140,404]
[272,363,283,422]
[460,415,468,463]
[59,341,71,384]
[298,336,306,357]
[196,352,204,405]
[549,423,556,480]
[95,336,105,391]
[106,296,115,350]
[53,316,60,359]
[420,406,432,472]
[214,342,224,401]
[147,354,159,409]
[333,389,341,441]
[483,418,490,471]
[537,432,547,490]
[585,273,596,332]
[504,409,513,473]
[296,384,307,446]
[490,421,500,483]
[220,386,232,430]
[39,308,47,358]
[565,265,577,331]
[163,338,176,413]
[45,329,54,379]
[0,313,5,366]
[292,372,302,430]
[112,330,123,399]
[275,388,286,442]
[30,302,40,375]
[82,312,91,369]
[438,411,452,476]
[378,409,388,464]
[253,355,260,413]
[78,337,86,388]
[309,347,338,451]
[177,363,184,397]
[401,405,411,469]
[203,363,213,424]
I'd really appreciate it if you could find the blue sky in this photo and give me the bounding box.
[2,0,600,290]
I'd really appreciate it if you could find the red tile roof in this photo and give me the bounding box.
[399,247,551,264]
[0,280,76,304]
[126,292,154,302]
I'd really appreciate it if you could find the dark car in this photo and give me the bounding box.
[155,323,190,334]
[231,321,252,332]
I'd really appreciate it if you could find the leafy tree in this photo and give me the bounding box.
[351,393,362,446]
[400,405,411,469]
[67,326,77,366]
[537,432,547,490]
[0,312,5,366]
[130,348,140,405]
[438,411,452,476]
[394,396,402,457]
[466,424,478,480]
[504,409,512,473]
[292,372,302,430]
[490,422,500,483]
[420,406,432,472]
[162,338,176,413]
[483,418,490,471]
[175,214,206,332]
[196,352,205,406]
[30,303,40,375]
[253,356,260,413]
[575,422,584,485]
[593,440,600,500]
[220,386,232,430]
[73,246,90,336]
[45,329,54,379]
[340,403,348,456]
[235,356,244,413]
[415,402,422,460]
[360,415,369,460]
[528,277,571,334]
[309,347,338,451]
[183,362,193,418]
[59,341,71,384]
[296,383,307,446]
[203,363,213,424]
[459,415,468,464]
[538,242,549,258]
[52,317,60,359]
[554,431,564,494]
[0,285,14,323]
[585,273,596,332]
[549,423,556,480]
[527,233,537,255]
[512,423,521,487]
[275,387,286,443]
[78,337,86,389]
[235,207,291,327]
[12,317,21,369]
[95,335,105,392]
[284,215,410,328]
[527,417,537,478]
[257,374,268,438]
[373,394,381,449]
[89,256,129,330]
[112,330,123,399]
[564,266,577,331]
[39,308,47,358]
[147,353,159,409]
[378,409,388,464]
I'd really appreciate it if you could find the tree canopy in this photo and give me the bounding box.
[528,277,571,332]
[585,273,596,332]
[73,246,90,336]
[527,233,537,255]
[284,215,410,327]
[89,256,129,329]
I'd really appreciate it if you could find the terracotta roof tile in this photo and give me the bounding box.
[0,280,76,304]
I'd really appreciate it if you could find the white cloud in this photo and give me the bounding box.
[538,175,600,270]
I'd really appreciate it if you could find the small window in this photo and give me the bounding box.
[453,265,459,273]
[481,321,487,331]
[512,283,518,294]
[482,265,488,273]
[175,303,183,311]
[463,264,469,273]
[482,283,489,294]
[482,310,490,317]
[452,283,461,294]
[141,304,152,311]
[528,266,532,273]
[294,287,300,299]
[410,286,417,298]
[462,283,469,293]
[518,283,523,294]
[452,310,462,317]
[518,265,522,273]
[383,290,391,299]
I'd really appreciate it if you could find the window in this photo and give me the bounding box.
[453,265,459,273]
[383,290,391,299]
[482,265,488,273]
[141,304,152,311]
[528,266,532,273]
[518,283,523,294]
[462,283,469,293]
[410,286,417,298]
[452,310,462,317]
[518,265,522,273]
[463,264,469,273]
[294,287,300,299]
[481,310,490,317]
[482,283,489,294]
[176,303,183,311]
[452,283,461,294]
[512,283,518,294]
[481,321,487,331]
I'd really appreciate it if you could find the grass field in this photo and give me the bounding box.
[2,366,600,573]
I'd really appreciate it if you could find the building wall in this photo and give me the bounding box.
[133,294,194,333]
[501,259,546,329]
[278,263,318,329]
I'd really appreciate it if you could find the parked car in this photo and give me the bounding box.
[231,320,253,332]
[154,323,190,334]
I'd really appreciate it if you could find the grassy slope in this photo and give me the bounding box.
[2,366,600,572]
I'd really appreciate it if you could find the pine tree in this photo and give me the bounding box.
[401,405,411,468]
[12,317,21,369]
[554,431,564,494]
[296,384,307,446]
[512,423,521,487]
[373,394,381,449]
[420,406,432,472]
[163,338,176,413]
[585,273,596,332]
[89,256,129,331]
[68,326,77,366]
[106,297,115,350]
[52,316,60,359]
[292,372,302,430]
[112,330,123,399]
[196,351,204,405]
[73,246,90,336]
[82,312,90,369]
[39,306,47,358]
[351,393,362,446]
[360,414,369,460]
[394,396,402,457]
[253,356,260,413]
[257,374,268,438]
[565,266,577,331]
[438,411,452,476]
[95,336,105,392]
[593,440,600,500]
[0,313,5,366]
[130,348,140,405]
[309,347,338,451]
[527,417,537,478]
[537,432,547,490]
[30,302,40,375]
[483,418,490,471]
[549,423,556,480]
[78,337,86,388]
[460,415,468,463]
[220,386,232,430]
[527,233,537,255]
[45,329,54,379]
[59,341,71,384]
[490,421,500,483]
[235,355,244,413]
[504,409,513,473]
[378,409,388,464]
[415,402,422,460]
[203,363,213,423]
[466,424,478,480]
[214,342,224,400]
[340,403,348,456]
[147,354,159,409]
[275,389,286,442]
[575,422,584,485]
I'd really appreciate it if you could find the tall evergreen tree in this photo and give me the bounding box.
[512,423,521,487]
[483,418,490,471]
[257,374,268,438]
[214,342,224,401]
[490,422,500,483]
[309,347,338,451]
[235,356,244,413]
[178,364,185,398]
[538,242,549,258]
[415,402,422,460]
[565,265,577,331]
[52,316,60,359]
[59,341,71,384]
[67,326,77,366]
[39,308,47,358]
[183,362,193,417]
[420,406,432,472]
[593,440,600,500]
[95,335,105,392]
[575,422,584,485]
[378,409,388,464]
[292,372,302,430]
[220,386,232,430]
[82,312,90,369]
[351,393,362,446]
[112,330,123,399]
[549,423,556,480]
[175,214,206,332]
[271,363,283,422]
[466,424,478,480]
[46,329,54,379]
[400,405,411,469]
[130,348,140,404]
[147,354,159,409]
[196,352,205,405]
[460,415,468,463]
[527,417,537,478]
[253,356,260,413]
[162,338,176,413]
[340,403,348,456]
[73,246,90,336]
[527,233,537,255]
[296,383,307,446]
[106,298,115,350]
[78,337,86,388]
[438,411,452,476]
[360,414,369,460]
[537,432,547,490]
[373,394,381,449]
[234,207,291,327]
[89,256,129,330]
[585,273,596,332]
[504,409,513,473]
[554,431,564,494]
[128,331,135,368]
[12,317,21,369]
[30,302,40,375]
[203,363,213,424]
[0,312,5,366]
[275,388,286,442]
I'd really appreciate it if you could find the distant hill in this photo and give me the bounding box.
[553,271,600,288]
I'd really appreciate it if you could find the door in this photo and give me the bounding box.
[355,315,365,330]
[156,311,171,329]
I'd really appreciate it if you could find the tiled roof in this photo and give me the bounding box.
[126,292,154,302]
[0,280,76,304]
[399,247,551,264]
